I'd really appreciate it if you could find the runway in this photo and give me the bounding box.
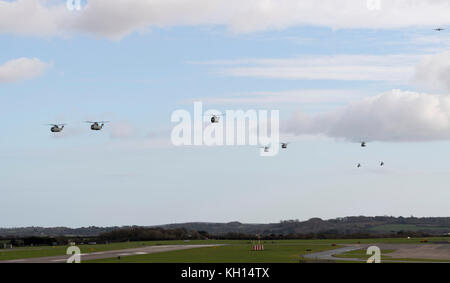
[303,246,365,262]
[0,244,221,263]
[303,245,450,263]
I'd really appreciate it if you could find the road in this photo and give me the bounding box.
[303,246,366,262]
[303,245,450,263]
[0,244,221,263]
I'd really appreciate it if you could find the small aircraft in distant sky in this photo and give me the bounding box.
[281,143,289,149]
[357,163,361,168]
[361,141,367,147]
[209,113,224,124]
[85,121,109,131]
[48,124,66,133]
[260,145,270,153]
[380,162,385,167]
[434,28,445,31]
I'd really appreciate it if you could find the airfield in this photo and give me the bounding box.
[0,244,221,263]
[0,238,449,263]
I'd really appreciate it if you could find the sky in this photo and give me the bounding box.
[1,0,450,227]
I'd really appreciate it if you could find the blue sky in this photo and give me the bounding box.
[1,0,450,227]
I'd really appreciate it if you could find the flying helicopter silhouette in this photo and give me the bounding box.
[48,124,66,133]
[260,145,271,153]
[85,121,109,131]
[355,141,367,168]
[434,27,445,31]
[280,142,289,149]
[209,113,225,124]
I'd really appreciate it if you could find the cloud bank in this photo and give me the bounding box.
[286,89,450,142]
[0,57,49,83]
[415,51,450,92]
[3,0,450,39]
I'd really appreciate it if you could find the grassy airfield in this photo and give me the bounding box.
[0,238,448,263]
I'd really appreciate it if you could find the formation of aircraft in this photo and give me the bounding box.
[49,121,385,168]
[356,162,385,168]
[259,143,290,153]
[356,141,385,168]
[48,121,108,132]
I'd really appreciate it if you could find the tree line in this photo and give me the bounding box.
[1,226,447,248]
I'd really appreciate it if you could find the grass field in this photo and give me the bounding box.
[84,237,449,263]
[0,237,448,262]
[0,240,235,261]
[86,243,338,263]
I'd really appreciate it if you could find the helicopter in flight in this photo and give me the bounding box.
[48,124,66,133]
[281,142,289,149]
[357,163,361,168]
[85,121,109,131]
[360,141,367,147]
[434,27,445,31]
[260,145,271,153]
[380,162,384,167]
[209,113,224,124]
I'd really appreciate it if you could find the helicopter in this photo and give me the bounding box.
[357,163,361,168]
[209,113,225,124]
[260,145,271,153]
[380,162,384,167]
[85,121,109,131]
[360,141,367,147]
[434,27,445,32]
[48,124,66,133]
[280,142,289,149]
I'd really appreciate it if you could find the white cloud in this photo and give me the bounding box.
[414,51,450,92]
[197,54,419,82]
[285,89,450,142]
[4,0,450,39]
[0,57,49,83]
[0,0,64,37]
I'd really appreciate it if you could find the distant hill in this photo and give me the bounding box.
[157,217,450,236]
[0,226,119,237]
[1,216,449,237]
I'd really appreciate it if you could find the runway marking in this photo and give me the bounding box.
[0,244,224,263]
